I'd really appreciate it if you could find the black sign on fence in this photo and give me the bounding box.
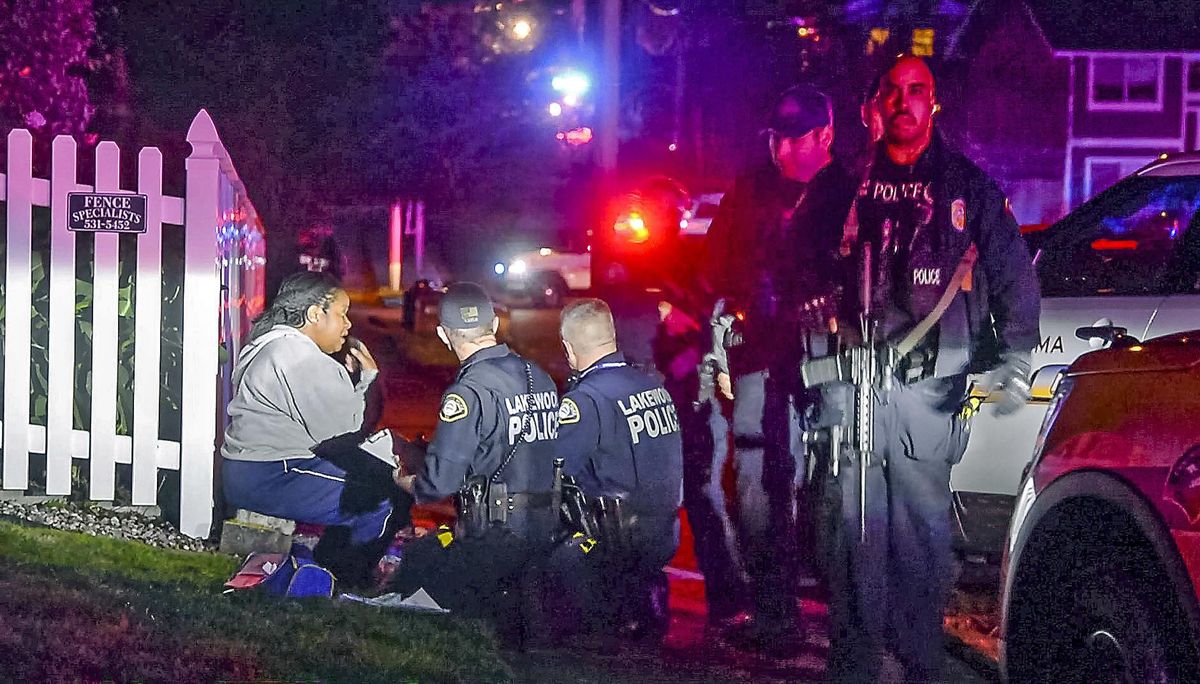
[67,193,148,234]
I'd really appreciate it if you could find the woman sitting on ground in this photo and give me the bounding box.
[221,271,407,586]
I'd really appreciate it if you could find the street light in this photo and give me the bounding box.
[551,72,590,99]
[511,17,533,40]
[548,102,563,117]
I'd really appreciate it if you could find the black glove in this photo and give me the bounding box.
[984,351,1032,417]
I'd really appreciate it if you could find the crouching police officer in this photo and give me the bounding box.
[390,283,560,636]
[551,298,683,642]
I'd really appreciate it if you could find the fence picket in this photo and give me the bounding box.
[2,129,34,490]
[89,142,121,500]
[46,135,79,495]
[180,111,222,538]
[132,148,164,505]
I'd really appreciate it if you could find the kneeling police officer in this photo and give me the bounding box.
[551,298,683,641]
[391,283,560,633]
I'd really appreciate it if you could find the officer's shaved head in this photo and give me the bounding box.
[560,299,618,370]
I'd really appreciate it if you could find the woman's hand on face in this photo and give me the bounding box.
[349,343,379,373]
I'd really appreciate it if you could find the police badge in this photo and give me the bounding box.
[439,393,469,422]
[951,198,966,232]
[558,397,581,425]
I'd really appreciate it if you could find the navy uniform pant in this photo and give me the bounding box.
[731,368,807,633]
[680,395,748,621]
[547,518,678,637]
[823,376,970,684]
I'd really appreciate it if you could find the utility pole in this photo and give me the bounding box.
[598,0,621,176]
[593,0,622,292]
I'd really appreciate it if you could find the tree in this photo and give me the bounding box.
[0,0,97,158]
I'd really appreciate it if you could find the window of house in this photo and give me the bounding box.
[1087,157,1153,198]
[1090,57,1161,108]
[866,27,890,55]
[911,28,934,57]
[1188,61,1200,93]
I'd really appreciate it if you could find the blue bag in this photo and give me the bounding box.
[260,545,336,598]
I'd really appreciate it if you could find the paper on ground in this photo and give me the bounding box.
[339,587,449,613]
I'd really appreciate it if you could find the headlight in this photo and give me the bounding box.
[493,262,506,275]
[509,259,527,275]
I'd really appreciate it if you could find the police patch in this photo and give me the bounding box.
[951,198,966,232]
[439,393,469,422]
[558,397,581,424]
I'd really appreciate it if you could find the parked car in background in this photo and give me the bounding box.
[495,247,590,308]
[1000,327,1200,683]
[952,150,1200,560]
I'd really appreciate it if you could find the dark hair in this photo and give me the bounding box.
[249,271,342,341]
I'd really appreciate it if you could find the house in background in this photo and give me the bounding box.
[946,0,1200,224]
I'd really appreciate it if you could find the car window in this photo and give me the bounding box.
[1036,176,1200,296]
[695,202,720,219]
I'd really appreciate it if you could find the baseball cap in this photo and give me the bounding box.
[438,282,496,330]
[768,84,832,137]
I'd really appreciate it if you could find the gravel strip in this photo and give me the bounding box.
[0,499,212,553]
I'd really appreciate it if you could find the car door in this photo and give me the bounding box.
[951,174,1200,501]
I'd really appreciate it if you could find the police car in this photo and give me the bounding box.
[1000,328,1200,681]
[952,150,1200,559]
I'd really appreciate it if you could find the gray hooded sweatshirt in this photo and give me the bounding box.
[221,325,378,462]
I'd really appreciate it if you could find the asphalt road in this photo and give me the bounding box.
[349,301,996,683]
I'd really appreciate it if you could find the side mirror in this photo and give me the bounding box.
[1029,364,1068,401]
[1075,323,1139,349]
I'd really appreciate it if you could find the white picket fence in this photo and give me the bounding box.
[0,110,265,538]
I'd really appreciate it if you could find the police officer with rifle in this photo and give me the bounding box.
[803,56,1041,683]
[701,84,857,651]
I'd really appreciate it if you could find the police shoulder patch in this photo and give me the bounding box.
[439,393,470,423]
[951,198,967,232]
[558,397,581,425]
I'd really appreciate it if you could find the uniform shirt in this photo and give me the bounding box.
[704,161,856,374]
[415,344,559,503]
[849,133,1041,376]
[857,150,937,318]
[557,351,683,518]
[222,325,377,462]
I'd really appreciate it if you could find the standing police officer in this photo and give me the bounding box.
[553,298,683,641]
[821,56,1040,683]
[702,84,857,650]
[391,283,560,629]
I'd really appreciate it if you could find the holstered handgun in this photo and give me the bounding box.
[558,475,598,540]
[455,475,490,538]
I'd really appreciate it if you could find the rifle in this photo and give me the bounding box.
[802,236,982,544]
[800,243,895,544]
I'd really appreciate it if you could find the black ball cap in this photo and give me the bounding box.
[438,282,496,330]
[768,84,832,138]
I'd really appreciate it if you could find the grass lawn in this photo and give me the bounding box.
[0,520,742,684]
[0,520,510,683]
